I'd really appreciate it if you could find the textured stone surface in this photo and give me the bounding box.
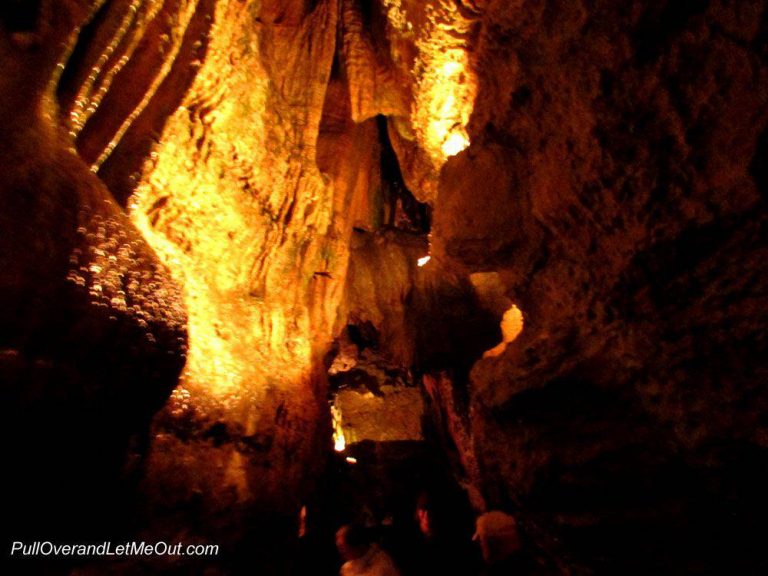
[3,0,768,574]
[109,0,343,568]
[0,0,188,543]
[429,0,768,573]
[335,385,423,443]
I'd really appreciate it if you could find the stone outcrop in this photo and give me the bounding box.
[430,0,768,573]
[0,0,188,540]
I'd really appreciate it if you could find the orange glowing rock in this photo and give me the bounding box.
[410,5,478,167]
[483,305,524,359]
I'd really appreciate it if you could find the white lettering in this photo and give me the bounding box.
[5,540,220,557]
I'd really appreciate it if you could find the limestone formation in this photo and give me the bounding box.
[2,0,767,574]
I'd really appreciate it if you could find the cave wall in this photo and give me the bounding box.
[1,0,343,568]
[127,0,340,544]
[2,0,470,569]
[430,0,768,573]
[3,0,768,574]
[0,0,189,542]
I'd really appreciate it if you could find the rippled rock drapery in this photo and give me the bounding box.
[1,0,413,570]
[0,0,188,541]
[127,3,348,569]
[1,0,423,570]
[62,0,344,569]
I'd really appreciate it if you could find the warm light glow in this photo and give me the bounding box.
[126,26,275,398]
[125,0,327,404]
[417,255,431,267]
[500,305,524,343]
[345,456,358,464]
[331,404,346,452]
[411,5,478,168]
[298,506,307,538]
[484,304,525,359]
[440,60,462,77]
[441,131,470,157]
[382,0,412,33]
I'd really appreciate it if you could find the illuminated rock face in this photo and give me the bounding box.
[0,0,458,565]
[129,0,339,513]
[109,1,344,565]
[112,2,485,561]
[339,0,480,203]
[4,0,469,566]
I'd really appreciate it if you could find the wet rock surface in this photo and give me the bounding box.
[0,0,188,548]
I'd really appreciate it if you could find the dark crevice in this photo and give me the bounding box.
[346,321,379,351]
[633,1,710,65]
[55,0,114,108]
[751,126,768,201]
[377,115,431,233]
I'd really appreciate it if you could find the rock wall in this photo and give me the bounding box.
[430,0,768,573]
[0,0,188,542]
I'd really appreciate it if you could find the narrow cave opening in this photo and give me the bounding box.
[305,107,485,573]
[376,115,431,234]
[315,319,478,576]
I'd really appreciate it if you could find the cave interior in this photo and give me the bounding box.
[2,0,768,574]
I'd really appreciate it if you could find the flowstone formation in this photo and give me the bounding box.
[2,0,483,570]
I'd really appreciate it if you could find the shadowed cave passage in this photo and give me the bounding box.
[376,115,431,234]
[2,1,768,575]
